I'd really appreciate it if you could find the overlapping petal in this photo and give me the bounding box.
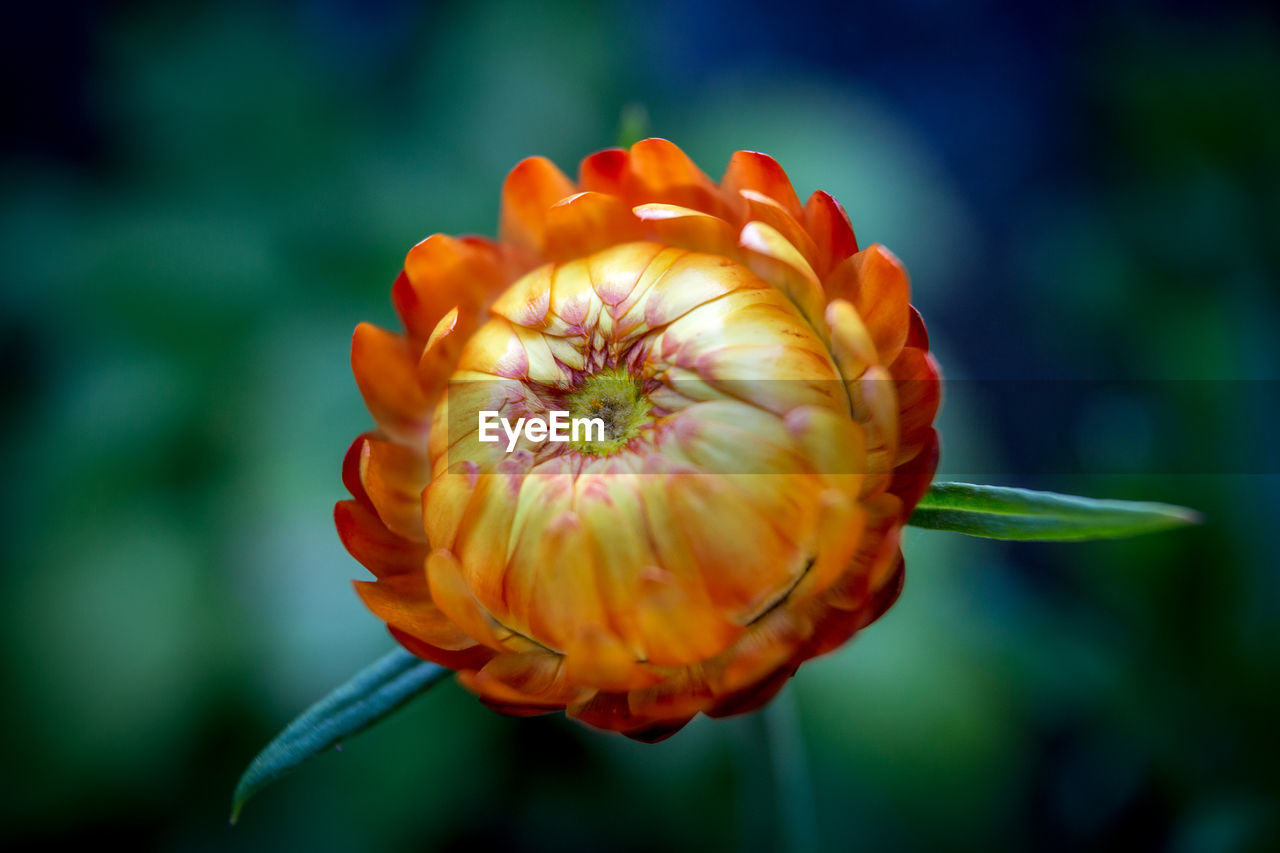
[338,139,941,740]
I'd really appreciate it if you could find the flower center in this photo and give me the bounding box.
[564,367,651,455]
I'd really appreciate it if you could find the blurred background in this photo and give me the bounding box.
[2,1,1278,850]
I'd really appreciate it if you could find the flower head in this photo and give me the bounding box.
[336,139,940,741]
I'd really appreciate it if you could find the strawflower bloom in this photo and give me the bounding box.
[336,139,941,741]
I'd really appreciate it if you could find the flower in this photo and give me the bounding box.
[336,139,940,741]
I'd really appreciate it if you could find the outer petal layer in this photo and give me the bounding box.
[339,139,941,740]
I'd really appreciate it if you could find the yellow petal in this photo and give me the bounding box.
[423,459,477,551]
[426,548,511,651]
[633,203,741,258]
[739,221,827,333]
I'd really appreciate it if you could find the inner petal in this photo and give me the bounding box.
[430,241,853,663]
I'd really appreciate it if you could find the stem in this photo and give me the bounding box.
[731,713,774,853]
[763,684,819,853]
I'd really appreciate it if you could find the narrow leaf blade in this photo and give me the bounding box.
[231,648,449,823]
[907,481,1201,541]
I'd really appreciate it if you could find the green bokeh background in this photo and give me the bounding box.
[2,2,1277,850]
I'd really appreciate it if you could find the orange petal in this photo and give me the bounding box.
[544,191,642,262]
[824,493,903,611]
[793,547,901,664]
[738,189,818,270]
[563,623,659,692]
[633,479,746,655]
[389,625,492,671]
[360,438,430,543]
[460,652,593,709]
[626,669,714,722]
[863,552,906,625]
[666,472,803,623]
[578,147,630,196]
[706,666,794,719]
[804,190,859,278]
[389,271,418,335]
[889,427,938,518]
[635,565,743,667]
[495,473,577,642]
[889,346,942,465]
[568,690,693,741]
[355,572,477,652]
[854,245,912,363]
[335,499,425,578]
[396,234,505,340]
[849,365,900,497]
[426,549,510,651]
[525,510,616,655]
[722,150,804,220]
[499,156,576,254]
[826,245,911,365]
[626,138,734,219]
[905,304,930,350]
[788,599,861,663]
[351,323,431,444]
[629,138,710,188]
[341,432,377,512]
[417,306,466,402]
[453,468,524,613]
[708,608,810,699]
[795,489,866,598]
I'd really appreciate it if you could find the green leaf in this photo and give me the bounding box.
[907,481,1201,541]
[231,648,450,824]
